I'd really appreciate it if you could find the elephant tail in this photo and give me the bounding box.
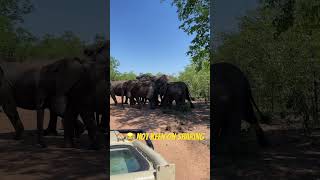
[249,89,270,124]
[185,86,194,108]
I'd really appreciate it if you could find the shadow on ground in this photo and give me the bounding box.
[213,128,320,180]
[0,130,107,180]
[111,101,210,132]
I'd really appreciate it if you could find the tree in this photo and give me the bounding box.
[0,0,34,24]
[214,0,320,130]
[163,0,210,68]
[110,56,120,80]
[177,61,210,100]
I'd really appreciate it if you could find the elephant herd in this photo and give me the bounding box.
[110,74,194,110]
[0,42,108,149]
[0,47,267,154]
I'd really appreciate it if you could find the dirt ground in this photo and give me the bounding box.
[213,119,320,180]
[110,98,211,180]
[0,109,107,180]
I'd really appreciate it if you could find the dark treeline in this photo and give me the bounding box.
[213,0,320,130]
[0,0,105,61]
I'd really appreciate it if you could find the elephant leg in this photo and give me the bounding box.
[75,117,85,138]
[245,102,268,147]
[124,96,128,104]
[2,103,24,140]
[100,109,108,132]
[225,113,241,157]
[63,105,77,148]
[111,94,117,105]
[80,111,99,150]
[212,116,223,155]
[37,109,47,147]
[186,89,194,108]
[148,98,155,109]
[129,97,134,106]
[177,97,184,110]
[136,97,142,109]
[121,94,125,108]
[44,111,58,136]
[95,112,100,127]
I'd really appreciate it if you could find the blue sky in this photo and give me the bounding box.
[22,0,108,43]
[111,0,193,75]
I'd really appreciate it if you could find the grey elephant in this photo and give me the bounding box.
[161,82,194,109]
[153,75,169,105]
[110,80,129,106]
[136,74,157,82]
[0,61,85,144]
[126,80,156,109]
[212,62,268,155]
[37,57,106,149]
[135,74,168,106]
[42,42,109,148]
[0,42,108,148]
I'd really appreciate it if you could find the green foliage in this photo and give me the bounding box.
[29,32,84,59]
[0,0,33,23]
[176,61,210,100]
[116,72,137,81]
[110,56,137,81]
[214,0,320,123]
[0,0,90,61]
[163,0,210,69]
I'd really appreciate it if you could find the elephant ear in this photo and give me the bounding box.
[43,59,84,97]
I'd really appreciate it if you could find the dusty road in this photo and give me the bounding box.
[110,98,211,180]
[0,109,107,180]
[213,119,320,180]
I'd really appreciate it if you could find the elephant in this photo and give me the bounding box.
[45,79,108,135]
[161,82,194,109]
[40,42,108,149]
[212,62,268,155]
[94,80,108,131]
[0,41,108,148]
[37,57,107,149]
[126,80,157,109]
[0,61,84,142]
[153,75,169,104]
[136,74,157,82]
[44,42,109,141]
[135,74,168,106]
[110,81,129,106]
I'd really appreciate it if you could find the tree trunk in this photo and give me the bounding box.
[313,71,318,124]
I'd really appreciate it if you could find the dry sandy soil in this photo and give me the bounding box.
[213,119,320,180]
[0,109,108,180]
[110,97,210,180]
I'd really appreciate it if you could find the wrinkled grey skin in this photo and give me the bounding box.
[135,74,169,106]
[44,42,109,148]
[136,74,157,82]
[161,82,194,109]
[212,63,267,155]
[110,80,128,106]
[0,42,108,149]
[94,80,108,130]
[38,58,105,149]
[153,75,169,104]
[0,65,25,140]
[0,61,82,143]
[126,80,156,109]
